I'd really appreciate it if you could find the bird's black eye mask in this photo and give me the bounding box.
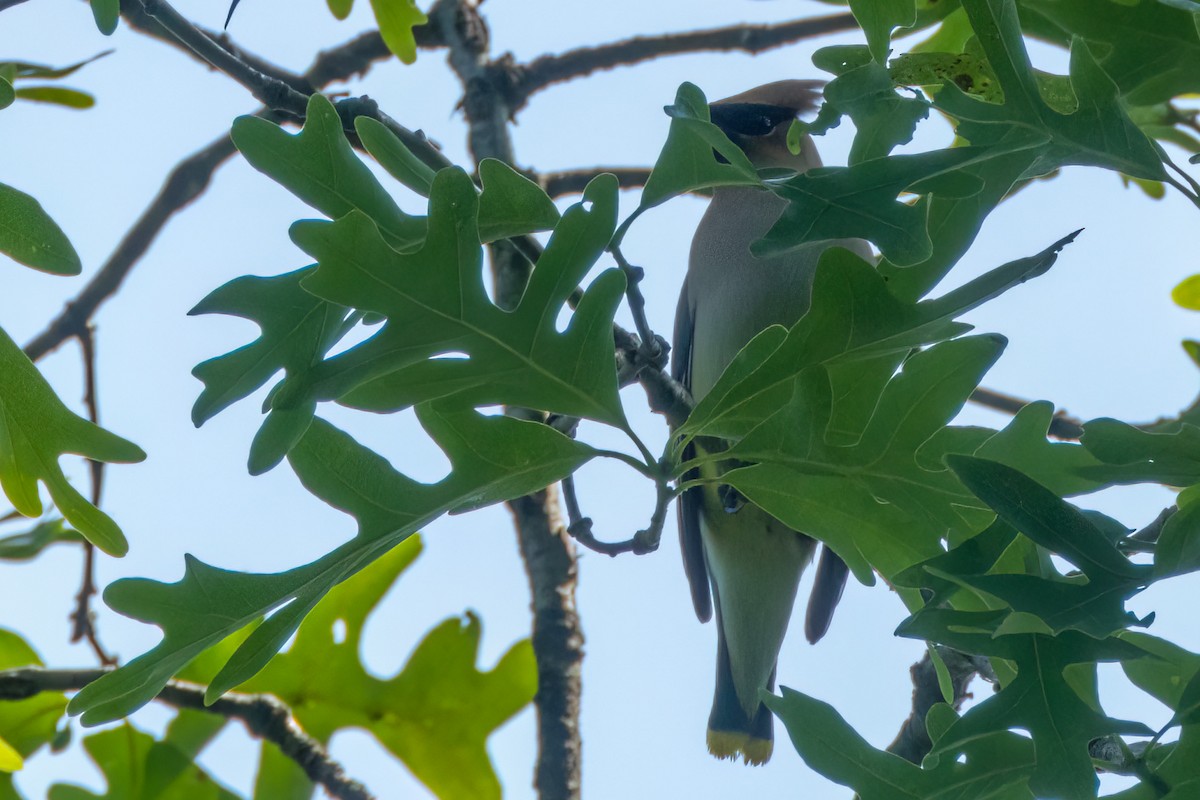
[709,103,798,138]
[708,103,798,164]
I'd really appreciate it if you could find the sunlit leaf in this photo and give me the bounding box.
[243,540,535,800]
[367,0,428,64]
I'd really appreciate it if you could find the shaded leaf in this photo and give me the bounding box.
[232,94,425,250]
[13,87,94,109]
[189,267,350,428]
[69,409,592,724]
[0,182,80,275]
[849,0,917,63]
[766,686,1034,799]
[900,610,1151,799]
[355,115,436,197]
[476,158,560,243]
[639,82,762,209]
[292,169,626,430]
[88,0,119,35]
[0,326,144,555]
[0,517,84,561]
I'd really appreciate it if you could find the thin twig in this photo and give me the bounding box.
[608,242,666,367]
[511,13,860,110]
[23,26,403,362]
[967,386,1084,440]
[0,667,374,800]
[132,0,448,171]
[561,467,673,557]
[71,326,115,666]
[538,167,652,198]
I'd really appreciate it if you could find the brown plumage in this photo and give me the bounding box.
[672,80,869,764]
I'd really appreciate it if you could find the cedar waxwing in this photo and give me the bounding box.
[672,81,873,765]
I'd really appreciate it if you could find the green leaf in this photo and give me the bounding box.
[12,87,94,109]
[367,0,428,64]
[355,115,437,197]
[0,517,84,561]
[0,737,19,773]
[47,723,240,800]
[0,326,144,555]
[1172,274,1200,310]
[0,78,12,111]
[765,686,1035,799]
[69,409,593,724]
[1081,418,1200,486]
[899,611,1152,799]
[849,0,917,62]
[937,1,1166,182]
[326,0,353,19]
[754,146,1022,266]
[1,51,111,81]
[88,0,119,35]
[639,83,762,209]
[232,94,425,250]
[242,540,535,800]
[0,182,81,275]
[822,63,931,164]
[1019,0,1200,104]
[681,233,1074,446]
[289,169,626,432]
[476,159,561,243]
[0,629,65,780]
[189,266,350,428]
[1155,500,1200,577]
[720,335,1004,584]
[947,455,1151,583]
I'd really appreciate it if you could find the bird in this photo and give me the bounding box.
[672,80,873,765]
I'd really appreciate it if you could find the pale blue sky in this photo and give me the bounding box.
[2,1,1198,797]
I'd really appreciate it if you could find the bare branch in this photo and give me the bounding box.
[967,387,1085,440]
[437,1,581,794]
[887,647,993,763]
[0,667,374,800]
[511,13,859,109]
[23,26,404,362]
[538,167,652,198]
[24,131,240,361]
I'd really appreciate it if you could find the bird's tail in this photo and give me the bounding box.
[706,625,776,765]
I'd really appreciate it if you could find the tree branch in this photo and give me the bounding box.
[0,667,373,800]
[510,13,859,109]
[967,386,1084,440]
[887,647,994,763]
[437,1,581,795]
[23,26,402,362]
[538,167,652,198]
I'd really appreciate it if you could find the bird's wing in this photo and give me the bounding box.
[673,279,713,623]
[804,545,850,643]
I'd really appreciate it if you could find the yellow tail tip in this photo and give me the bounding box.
[707,730,773,765]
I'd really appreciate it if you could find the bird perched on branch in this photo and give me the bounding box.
[672,80,872,765]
